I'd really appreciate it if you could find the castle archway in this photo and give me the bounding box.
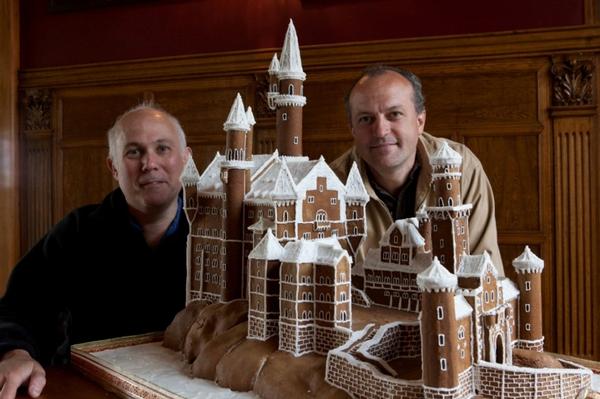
[495,334,505,364]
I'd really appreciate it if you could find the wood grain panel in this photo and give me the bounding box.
[0,0,19,294]
[463,134,540,231]
[552,110,596,360]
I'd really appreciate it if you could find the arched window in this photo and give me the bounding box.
[340,292,347,301]
[438,197,444,206]
[288,84,294,95]
[283,210,289,221]
[320,293,324,301]
[316,210,327,221]
[188,198,195,207]
[353,226,359,235]
[283,230,289,238]
[352,210,358,219]
[448,197,453,206]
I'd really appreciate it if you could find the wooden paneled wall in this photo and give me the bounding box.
[18,26,600,360]
[0,0,20,296]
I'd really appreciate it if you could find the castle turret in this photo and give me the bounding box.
[416,204,431,253]
[267,54,279,111]
[426,141,472,273]
[417,257,460,393]
[221,94,253,301]
[513,246,545,351]
[181,155,200,224]
[344,162,369,256]
[274,20,306,157]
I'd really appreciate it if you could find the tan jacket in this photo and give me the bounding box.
[330,132,504,276]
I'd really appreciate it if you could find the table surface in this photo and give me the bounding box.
[16,366,119,399]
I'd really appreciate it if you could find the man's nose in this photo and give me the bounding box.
[141,151,158,171]
[372,116,390,137]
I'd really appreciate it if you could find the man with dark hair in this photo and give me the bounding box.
[331,65,503,273]
[0,104,191,398]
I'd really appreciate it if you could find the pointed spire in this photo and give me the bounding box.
[268,53,280,74]
[248,228,284,260]
[181,155,200,186]
[246,106,256,127]
[223,93,250,132]
[272,160,298,200]
[417,257,457,291]
[345,162,369,202]
[278,19,306,81]
[431,140,462,166]
[513,245,544,273]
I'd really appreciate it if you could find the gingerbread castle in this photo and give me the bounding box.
[179,20,593,398]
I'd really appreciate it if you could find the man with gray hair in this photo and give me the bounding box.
[331,65,503,274]
[0,104,191,398]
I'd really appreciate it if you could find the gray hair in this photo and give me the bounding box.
[107,102,187,163]
[344,65,426,123]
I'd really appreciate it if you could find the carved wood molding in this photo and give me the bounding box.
[551,55,594,107]
[18,26,600,89]
[22,89,53,131]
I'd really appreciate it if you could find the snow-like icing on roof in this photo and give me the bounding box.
[223,93,250,132]
[430,140,462,166]
[248,217,275,232]
[454,295,473,319]
[512,245,544,272]
[345,162,369,202]
[196,153,224,192]
[278,20,306,81]
[181,155,200,186]
[417,257,457,291]
[380,218,425,248]
[248,229,284,260]
[280,239,349,266]
[294,156,346,194]
[272,161,299,199]
[457,251,497,278]
[268,53,279,74]
[246,106,256,126]
[500,278,519,301]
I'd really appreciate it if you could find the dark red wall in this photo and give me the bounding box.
[21,0,585,69]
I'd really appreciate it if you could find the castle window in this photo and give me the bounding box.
[326,293,331,301]
[205,244,210,251]
[288,84,294,95]
[438,334,445,347]
[525,323,531,331]
[188,198,195,207]
[440,255,445,263]
[484,292,489,303]
[302,292,308,300]
[352,210,358,219]
[293,136,299,144]
[212,228,218,236]
[205,258,209,267]
[205,272,210,280]
[440,239,445,248]
[525,303,531,312]
[318,232,324,239]
[487,275,491,284]
[341,311,348,321]
[303,232,311,239]
[433,224,438,232]
[316,210,327,221]
[326,312,331,320]
[194,271,201,280]
[448,198,453,206]
[458,326,465,340]
[221,246,226,255]
[307,196,315,203]
[268,209,274,217]
[393,277,399,285]
[283,230,289,238]
[195,243,202,251]
[461,349,465,359]
[195,256,202,265]
[319,184,324,192]
[491,291,495,301]
[402,253,408,262]
[383,252,389,260]
[213,245,218,253]
[392,252,399,261]
[258,210,263,217]
[330,197,337,205]
[525,281,531,291]
[440,358,447,371]
[438,198,444,206]
[446,183,452,190]
[403,278,409,285]
[212,259,218,268]
[320,293,325,301]
[319,310,324,319]
[461,226,465,234]
[212,207,217,215]
[437,306,444,320]
[282,113,287,121]
[353,226,359,235]
[282,210,289,221]
[302,311,307,319]
[393,235,399,244]
[384,291,390,297]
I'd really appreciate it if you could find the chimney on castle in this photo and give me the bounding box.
[274,20,306,157]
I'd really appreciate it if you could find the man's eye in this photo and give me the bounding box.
[125,149,140,157]
[388,111,403,119]
[157,145,170,154]
[357,116,373,125]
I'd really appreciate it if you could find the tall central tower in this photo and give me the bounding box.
[274,20,306,157]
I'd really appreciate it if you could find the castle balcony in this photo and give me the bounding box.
[314,220,331,230]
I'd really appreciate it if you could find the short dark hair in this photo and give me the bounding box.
[344,65,426,123]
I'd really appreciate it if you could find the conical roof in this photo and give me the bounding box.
[345,162,369,202]
[223,93,250,132]
[278,20,306,81]
[181,155,200,186]
[417,257,457,291]
[268,53,280,74]
[430,140,462,166]
[246,106,256,126]
[513,245,544,272]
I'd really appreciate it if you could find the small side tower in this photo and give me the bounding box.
[416,204,431,253]
[417,257,460,395]
[267,54,279,111]
[245,106,256,162]
[344,162,369,256]
[221,93,253,301]
[512,246,545,351]
[181,155,201,304]
[274,20,306,157]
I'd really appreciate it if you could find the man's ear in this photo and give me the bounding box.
[106,157,119,180]
[417,110,426,134]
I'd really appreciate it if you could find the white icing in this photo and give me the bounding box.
[181,155,200,186]
[344,162,369,202]
[417,257,458,291]
[248,229,285,260]
[277,20,306,81]
[245,106,256,126]
[430,140,462,165]
[457,251,497,278]
[268,53,279,74]
[223,93,250,132]
[454,294,473,319]
[513,245,544,272]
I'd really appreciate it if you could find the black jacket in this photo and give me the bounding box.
[0,188,188,365]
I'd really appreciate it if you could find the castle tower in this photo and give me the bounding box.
[417,257,460,393]
[513,246,545,351]
[416,205,431,253]
[247,229,284,340]
[181,155,201,304]
[426,141,472,273]
[267,54,279,111]
[344,162,369,256]
[274,20,306,157]
[221,94,253,301]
